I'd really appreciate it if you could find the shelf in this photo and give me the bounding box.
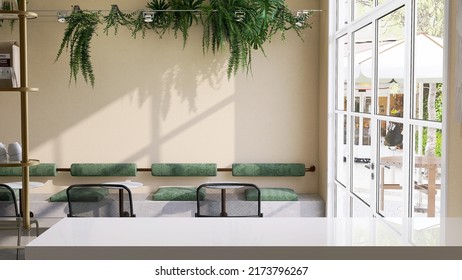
[0,159,40,168]
[0,87,39,92]
[0,10,38,20]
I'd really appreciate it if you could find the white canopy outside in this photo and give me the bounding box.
[355,33,443,84]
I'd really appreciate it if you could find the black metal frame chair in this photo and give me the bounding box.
[195,182,263,217]
[0,183,39,259]
[66,184,136,217]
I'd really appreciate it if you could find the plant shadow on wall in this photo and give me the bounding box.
[50,0,313,89]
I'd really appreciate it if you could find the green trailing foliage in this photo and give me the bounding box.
[103,4,133,35]
[55,9,102,88]
[170,0,204,47]
[48,0,313,87]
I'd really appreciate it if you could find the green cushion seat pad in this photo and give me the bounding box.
[70,163,137,176]
[245,188,298,201]
[152,187,206,201]
[151,163,217,176]
[0,163,57,177]
[49,188,109,202]
[232,163,306,176]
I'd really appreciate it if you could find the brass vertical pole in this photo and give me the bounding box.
[18,0,31,229]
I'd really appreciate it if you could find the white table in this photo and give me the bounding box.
[25,217,462,260]
[4,181,44,189]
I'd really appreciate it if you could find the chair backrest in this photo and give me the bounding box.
[0,184,19,217]
[195,182,263,217]
[66,184,135,217]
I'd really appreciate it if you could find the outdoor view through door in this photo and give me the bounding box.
[334,0,444,218]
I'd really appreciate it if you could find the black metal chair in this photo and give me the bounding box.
[195,182,263,217]
[66,184,136,217]
[0,183,39,259]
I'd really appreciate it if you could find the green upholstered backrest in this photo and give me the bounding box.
[151,163,217,176]
[152,187,205,201]
[70,163,137,176]
[0,163,57,177]
[245,188,299,201]
[232,163,306,176]
[49,188,109,202]
[0,188,19,201]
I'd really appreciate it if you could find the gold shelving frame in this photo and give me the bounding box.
[0,0,39,229]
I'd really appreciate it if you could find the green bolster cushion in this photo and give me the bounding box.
[49,188,109,202]
[70,163,137,177]
[0,163,57,177]
[232,163,306,176]
[245,188,298,201]
[152,187,205,201]
[151,163,217,176]
[0,188,20,201]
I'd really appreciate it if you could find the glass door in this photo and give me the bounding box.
[332,0,445,218]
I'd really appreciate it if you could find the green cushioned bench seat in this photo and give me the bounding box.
[152,187,205,201]
[0,163,57,177]
[49,188,109,202]
[151,163,217,176]
[245,188,298,201]
[232,163,306,176]
[70,163,137,176]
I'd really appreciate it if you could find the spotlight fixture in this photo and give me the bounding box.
[143,11,155,23]
[295,10,311,28]
[57,11,67,23]
[234,11,245,22]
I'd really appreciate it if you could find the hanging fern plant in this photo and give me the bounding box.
[146,0,173,38]
[170,0,204,47]
[55,8,102,87]
[103,4,133,35]
[51,0,313,87]
[203,0,268,77]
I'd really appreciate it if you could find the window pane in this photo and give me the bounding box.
[352,116,372,204]
[412,125,442,217]
[377,0,391,6]
[413,0,444,121]
[335,114,350,187]
[354,0,374,19]
[336,35,349,111]
[335,184,350,217]
[378,120,404,217]
[377,7,406,117]
[337,0,351,29]
[354,24,373,113]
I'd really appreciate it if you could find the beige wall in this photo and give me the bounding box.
[447,0,462,216]
[0,0,322,195]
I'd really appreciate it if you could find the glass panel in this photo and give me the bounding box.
[354,0,374,19]
[378,120,404,217]
[337,0,351,29]
[377,7,406,117]
[412,125,442,217]
[354,24,373,113]
[414,83,443,121]
[352,116,372,204]
[377,0,391,5]
[335,114,350,187]
[335,184,350,217]
[336,35,349,111]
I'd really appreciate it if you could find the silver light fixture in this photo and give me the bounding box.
[57,11,67,23]
[234,11,245,22]
[143,11,155,23]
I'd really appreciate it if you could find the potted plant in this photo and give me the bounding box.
[55,6,102,87]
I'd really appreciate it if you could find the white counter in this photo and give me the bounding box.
[24,217,462,260]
